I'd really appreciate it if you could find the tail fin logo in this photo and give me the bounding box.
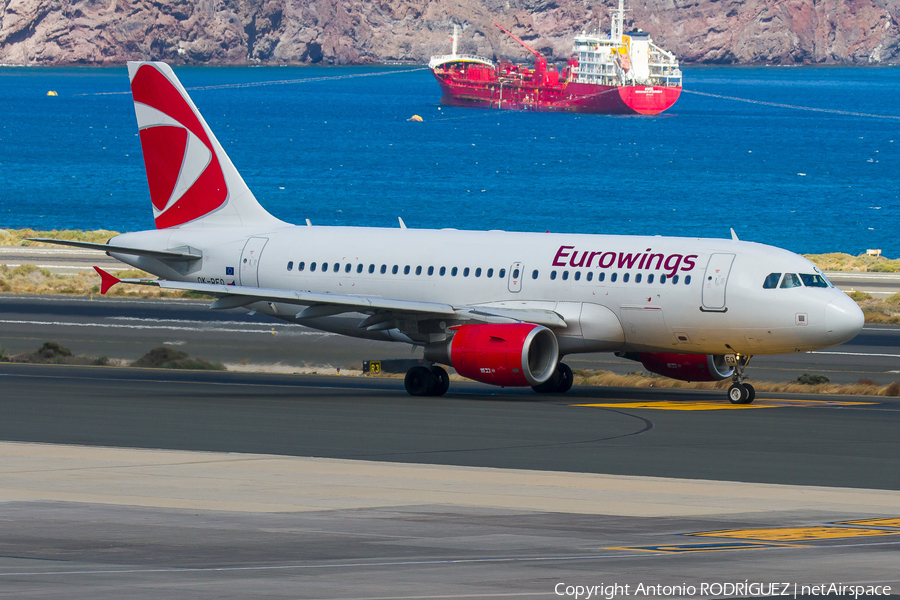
[131,64,227,229]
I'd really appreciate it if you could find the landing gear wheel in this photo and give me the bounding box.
[532,363,573,394]
[531,369,561,394]
[405,366,436,396]
[554,363,573,394]
[430,366,450,397]
[728,383,750,404]
[742,383,755,404]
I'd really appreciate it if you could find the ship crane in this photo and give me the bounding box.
[493,22,548,72]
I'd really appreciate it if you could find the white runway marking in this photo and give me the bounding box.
[0,319,333,336]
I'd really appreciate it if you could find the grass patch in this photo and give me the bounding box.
[571,369,900,396]
[0,228,120,246]
[805,252,900,272]
[4,341,109,366]
[132,347,225,370]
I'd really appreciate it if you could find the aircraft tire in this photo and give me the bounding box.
[405,366,436,396]
[728,383,749,404]
[430,366,450,396]
[555,363,574,394]
[531,369,561,393]
[743,383,755,403]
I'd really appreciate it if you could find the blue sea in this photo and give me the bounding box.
[1,64,898,256]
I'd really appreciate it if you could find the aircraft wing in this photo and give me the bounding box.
[94,268,566,329]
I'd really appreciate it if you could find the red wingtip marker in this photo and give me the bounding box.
[93,266,121,295]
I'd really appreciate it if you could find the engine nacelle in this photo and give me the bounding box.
[424,323,559,387]
[636,352,734,382]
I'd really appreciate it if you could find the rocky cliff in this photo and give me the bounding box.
[1,0,898,65]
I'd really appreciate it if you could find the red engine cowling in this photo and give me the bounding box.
[638,353,734,382]
[424,323,559,387]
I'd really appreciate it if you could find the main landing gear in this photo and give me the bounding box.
[531,362,574,394]
[404,365,450,397]
[727,355,755,404]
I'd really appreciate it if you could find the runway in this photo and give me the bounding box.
[1,364,899,598]
[1,294,899,384]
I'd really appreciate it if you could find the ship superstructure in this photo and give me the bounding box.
[429,0,682,114]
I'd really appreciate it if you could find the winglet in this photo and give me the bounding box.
[93,267,121,295]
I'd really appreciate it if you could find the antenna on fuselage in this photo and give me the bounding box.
[730,228,739,241]
[399,217,408,229]
[306,219,313,227]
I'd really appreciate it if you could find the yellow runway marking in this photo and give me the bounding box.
[574,399,877,411]
[686,526,900,542]
[609,542,802,554]
[835,518,900,528]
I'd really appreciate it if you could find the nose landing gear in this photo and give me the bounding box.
[727,354,755,404]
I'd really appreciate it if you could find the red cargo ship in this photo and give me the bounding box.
[428,0,682,115]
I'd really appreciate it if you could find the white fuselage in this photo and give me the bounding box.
[109,225,863,358]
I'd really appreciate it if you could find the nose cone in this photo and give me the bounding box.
[825,294,865,345]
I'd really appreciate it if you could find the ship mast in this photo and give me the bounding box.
[451,24,459,57]
[610,0,625,42]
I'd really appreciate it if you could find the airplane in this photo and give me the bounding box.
[33,61,865,404]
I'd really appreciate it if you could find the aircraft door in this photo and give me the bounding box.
[239,237,268,287]
[702,253,735,311]
[508,262,523,293]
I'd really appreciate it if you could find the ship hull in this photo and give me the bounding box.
[433,75,681,115]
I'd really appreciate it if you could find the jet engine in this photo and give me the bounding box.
[622,352,734,382]
[424,323,559,387]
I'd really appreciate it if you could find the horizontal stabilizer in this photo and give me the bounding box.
[29,238,202,261]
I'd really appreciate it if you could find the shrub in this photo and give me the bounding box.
[885,292,900,305]
[132,347,225,370]
[857,378,878,386]
[845,290,872,302]
[795,373,830,385]
[884,382,900,397]
[868,261,900,273]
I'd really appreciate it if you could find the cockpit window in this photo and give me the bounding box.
[780,273,802,288]
[763,273,781,289]
[799,273,830,288]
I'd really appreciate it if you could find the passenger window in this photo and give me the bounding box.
[380,265,387,274]
[781,273,802,288]
[611,273,617,282]
[428,266,434,276]
[574,272,581,281]
[287,261,293,271]
[463,267,470,277]
[648,274,654,284]
[635,273,642,283]
[659,274,665,283]
[532,270,539,280]
[451,267,458,276]
[598,272,605,282]
[487,268,494,278]
[298,261,305,272]
[672,275,679,284]
[476,268,482,277]
[310,262,317,271]
[440,267,446,276]
[550,271,557,280]
[416,266,422,275]
[392,265,399,275]
[345,263,351,273]
[562,271,569,281]
[499,269,506,278]
[587,272,593,282]
[800,273,830,288]
[685,275,691,284]
[356,264,363,273]
[623,273,630,283]
[512,268,520,279]
[323,262,330,272]
[763,273,781,289]
[333,263,340,273]
[404,265,410,275]
[368,264,375,274]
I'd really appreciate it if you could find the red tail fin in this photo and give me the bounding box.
[94,267,120,295]
[127,62,283,230]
